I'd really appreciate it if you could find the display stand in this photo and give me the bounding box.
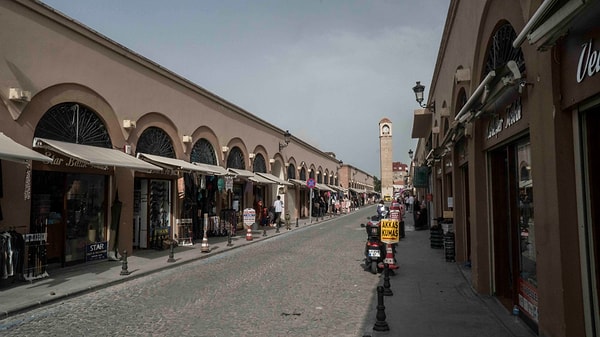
[176,218,193,246]
[23,233,49,281]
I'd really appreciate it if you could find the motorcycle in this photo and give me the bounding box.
[362,206,389,274]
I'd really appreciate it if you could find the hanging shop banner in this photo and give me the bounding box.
[380,219,400,244]
[413,166,429,188]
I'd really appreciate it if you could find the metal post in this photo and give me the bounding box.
[309,188,313,223]
[373,286,390,331]
[167,241,175,263]
[201,213,210,253]
[296,218,299,227]
[383,264,393,296]
[120,250,130,276]
[227,223,233,246]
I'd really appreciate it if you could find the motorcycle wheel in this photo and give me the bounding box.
[370,261,378,274]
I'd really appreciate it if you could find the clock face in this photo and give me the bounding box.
[381,125,390,135]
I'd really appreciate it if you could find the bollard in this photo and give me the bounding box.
[296,218,299,228]
[167,241,175,263]
[246,224,253,241]
[285,213,291,230]
[120,250,130,276]
[383,264,393,296]
[201,214,210,253]
[373,286,390,331]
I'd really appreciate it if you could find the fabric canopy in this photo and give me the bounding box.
[0,133,52,164]
[289,179,308,187]
[255,172,293,186]
[137,153,210,173]
[33,138,162,171]
[315,183,335,192]
[192,162,230,176]
[248,173,276,184]
[227,168,255,178]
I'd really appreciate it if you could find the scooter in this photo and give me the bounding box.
[362,207,388,274]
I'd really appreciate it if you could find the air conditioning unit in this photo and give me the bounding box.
[9,88,31,102]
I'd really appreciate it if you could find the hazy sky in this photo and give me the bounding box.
[41,0,448,177]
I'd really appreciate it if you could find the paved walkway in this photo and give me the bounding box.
[1,207,537,337]
[365,211,536,337]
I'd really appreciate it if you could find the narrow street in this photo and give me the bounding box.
[1,208,381,337]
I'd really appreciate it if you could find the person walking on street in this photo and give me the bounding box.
[273,195,284,228]
[408,194,414,213]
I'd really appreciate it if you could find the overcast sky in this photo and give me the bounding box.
[41,0,448,178]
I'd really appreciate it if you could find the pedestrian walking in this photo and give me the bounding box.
[273,195,284,228]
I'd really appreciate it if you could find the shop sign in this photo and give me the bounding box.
[225,176,233,191]
[243,208,256,226]
[518,279,539,323]
[43,151,88,168]
[86,241,108,261]
[486,98,522,139]
[576,39,600,83]
[380,219,399,244]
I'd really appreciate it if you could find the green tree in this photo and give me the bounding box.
[373,176,381,192]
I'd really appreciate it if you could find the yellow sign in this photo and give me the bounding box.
[380,219,400,243]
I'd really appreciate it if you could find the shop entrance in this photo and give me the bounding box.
[31,171,107,266]
[582,109,600,334]
[490,138,537,326]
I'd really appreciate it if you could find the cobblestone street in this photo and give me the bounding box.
[0,210,380,337]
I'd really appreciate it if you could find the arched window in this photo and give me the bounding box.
[35,103,111,147]
[227,146,245,169]
[190,138,217,165]
[287,164,296,179]
[485,23,525,75]
[299,167,307,180]
[253,154,267,173]
[136,127,175,158]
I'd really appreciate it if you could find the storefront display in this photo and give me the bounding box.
[31,171,107,265]
[133,179,172,250]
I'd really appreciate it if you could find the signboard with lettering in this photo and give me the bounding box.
[380,219,400,244]
[86,241,108,261]
[243,208,256,226]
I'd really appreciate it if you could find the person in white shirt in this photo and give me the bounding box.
[273,195,284,227]
[408,195,414,213]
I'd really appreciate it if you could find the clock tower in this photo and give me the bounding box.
[379,118,393,201]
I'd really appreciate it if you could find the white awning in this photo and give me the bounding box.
[315,183,335,192]
[137,153,208,173]
[227,168,255,178]
[33,138,162,171]
[248,173,276,184]
[255,172,293,186]
[289,179,308,187]
[327,184,344,193]
[0,133,52,164]
[192,162,230,176]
